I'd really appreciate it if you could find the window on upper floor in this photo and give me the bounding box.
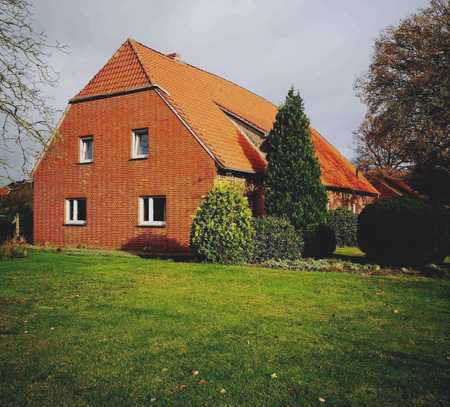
[79,136,93,163]
[65,198,87,225]
[131,129,149,159]
[138,196,166,226]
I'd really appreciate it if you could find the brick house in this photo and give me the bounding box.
[33,39,378,253]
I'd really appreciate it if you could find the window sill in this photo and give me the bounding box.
[78,161,93,165]
[137,223,166,228]
[129,156,148,161]
[63,222,87,227]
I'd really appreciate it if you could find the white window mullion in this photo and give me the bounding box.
[138,197,143,224]
[148,197,154,223]
[74,199,78,221]
[66,200,70,223]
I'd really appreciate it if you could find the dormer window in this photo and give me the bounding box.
[79,136,93,163]
[131,129,149,159]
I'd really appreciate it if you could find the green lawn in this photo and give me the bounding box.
[1,249,449,406]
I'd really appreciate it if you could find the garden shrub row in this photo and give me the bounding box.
[191,182,448,267]
[190,182,337,263]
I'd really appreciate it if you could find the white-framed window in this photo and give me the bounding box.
[138,196,166,226]
[131,129,149,159]
[65,198,87,225]
[79,136,93,163]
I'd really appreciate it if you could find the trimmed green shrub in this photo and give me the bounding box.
[0,239,28,260]
[303,223,337,259]
[358,197,450,265]
[252,216,303,263]
[190,181,254,264]
[328,208,358,247]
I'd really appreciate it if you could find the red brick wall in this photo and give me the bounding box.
[33,90,216,252]
[327,190,375,214]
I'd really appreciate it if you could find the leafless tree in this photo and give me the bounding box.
[0,0,65,182]
[354,111,412,173]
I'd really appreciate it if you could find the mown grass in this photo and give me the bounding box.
[0,249,449,406]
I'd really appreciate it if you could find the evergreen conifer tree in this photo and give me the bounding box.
[264,87,328,230]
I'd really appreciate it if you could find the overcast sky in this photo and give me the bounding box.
[2,0,429,183]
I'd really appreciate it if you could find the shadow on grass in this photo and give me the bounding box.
[121,234,194,262]
[332,247,450,278]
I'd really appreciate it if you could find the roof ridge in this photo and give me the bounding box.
[131,39,277,109]
[127,38,154,85]
[131,39,184,63]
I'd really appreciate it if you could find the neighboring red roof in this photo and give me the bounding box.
[0,187,9,197]
[74,39,378,195]
[365,170,420,199]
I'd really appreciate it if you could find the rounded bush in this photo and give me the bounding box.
[303,223,336,259]
[190,181,254,264]
[328,208,358,247]
[358,197,449,265]
[252,216,303,263]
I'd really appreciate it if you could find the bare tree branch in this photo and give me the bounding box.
[0,0,66,183]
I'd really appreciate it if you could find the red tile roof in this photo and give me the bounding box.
[0,187,9,197]
[365,170,420,199]
[77,41,149,97]
[74,39,378,195]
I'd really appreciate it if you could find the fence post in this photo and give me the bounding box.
[15,212,20,239]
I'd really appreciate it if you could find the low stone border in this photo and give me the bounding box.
[258,258,449,278]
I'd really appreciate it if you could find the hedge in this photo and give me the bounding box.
[328,208,358,247]
[358,197,449,265]
[303,223,336,259]
[252,216,303,263]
